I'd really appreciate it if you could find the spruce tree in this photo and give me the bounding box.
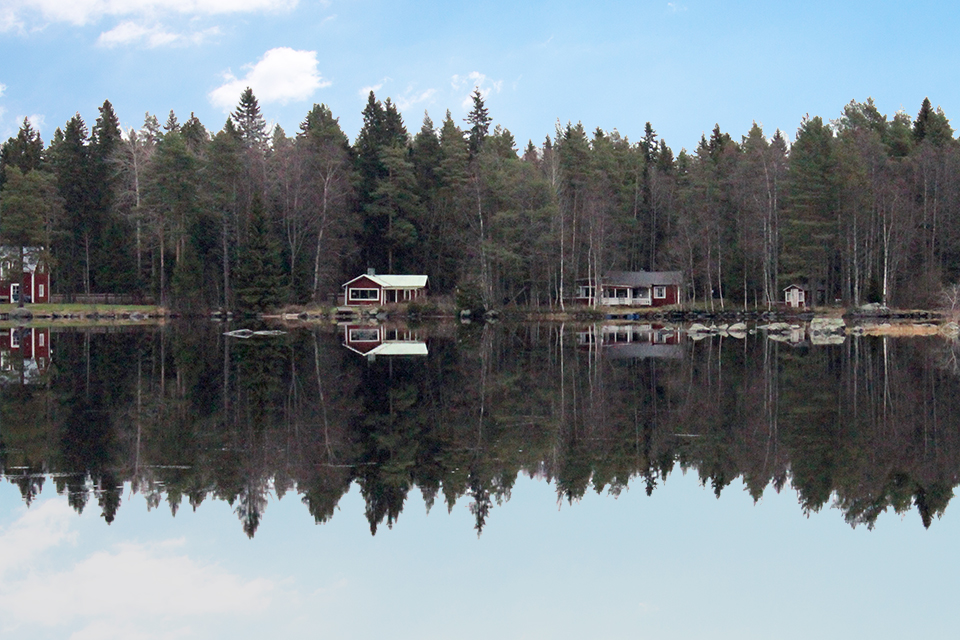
[51,114,94,295]
[913,97,933,143]
[465,88,491,155]
[233,193,284,310]
[0,118,44,187]
[231,87,267,150]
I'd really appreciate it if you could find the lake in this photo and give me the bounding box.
[1,321,958,639]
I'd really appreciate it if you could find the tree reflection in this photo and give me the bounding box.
[2,322,959,535]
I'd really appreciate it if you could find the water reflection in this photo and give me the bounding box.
[1,322,957,536]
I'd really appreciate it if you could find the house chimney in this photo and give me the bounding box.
[367,267,376,276]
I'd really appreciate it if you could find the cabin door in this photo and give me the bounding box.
[10,283,19,303]
[387,290,397,303]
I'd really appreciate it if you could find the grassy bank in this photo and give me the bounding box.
[0,303,167,321]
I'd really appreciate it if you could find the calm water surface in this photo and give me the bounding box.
[1,322,958,639]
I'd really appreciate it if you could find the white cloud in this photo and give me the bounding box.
[16,113,45,132]
[1,0,298,28]
[358,77,390,98]
[209,47,329,111]
[0,499,278,638]
[0,82,6,97]
[97,20,220,47]
[667,2,688,12]
[0,500,75,576]
[452,71,503,110]
[396,88,436,112]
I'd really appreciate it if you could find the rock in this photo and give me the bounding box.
[728,322,747,332]
[940,322,960,338]
[810,317,846,334]
[810,333,846,345]
[10,307,33,320]
[857,302,891,316]
[762,322,792,334]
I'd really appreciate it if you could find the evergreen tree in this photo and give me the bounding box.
[232,87,268,150]
[913,97,934,144]
[0,118,44,187]
[233,193,284,310]
[146,130,201,307]
[163,110,180,133]
[466,88,491,155]
[89,99,137,293]
[180,113,210,154]
[50,114,94,295]
[783,115,839,300]
[0,167,60,305]
[206,119,245,308]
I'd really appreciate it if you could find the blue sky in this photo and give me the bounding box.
[2,474,957,639]
[1,1,958,152]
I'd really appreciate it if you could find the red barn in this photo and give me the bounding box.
[0,246,50,304]
[342,271,428,306]
[574,271,683,307]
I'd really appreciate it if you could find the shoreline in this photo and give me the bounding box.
[2,302,956,340]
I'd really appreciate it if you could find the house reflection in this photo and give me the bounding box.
[577,323,683,359]
[0,327,52,384]
[341,324,428,361]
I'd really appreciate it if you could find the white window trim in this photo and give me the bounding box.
[653,285,667,299]
[349,288,380,301]
[38,284,44,299]
[349,328,381,342]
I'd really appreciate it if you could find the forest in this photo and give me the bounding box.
[0,90,958,311]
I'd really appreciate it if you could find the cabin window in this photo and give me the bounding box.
[38,332,45,348]
[577,285,594,298]
[349,288,379,301]
[10,331,19,348]
[653,286,667,299]
[349,328,380,342]
[38,284,44,299]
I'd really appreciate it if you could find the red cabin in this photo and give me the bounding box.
[342,271,428,306]
[0,247,50,304]
[574,271,682,307]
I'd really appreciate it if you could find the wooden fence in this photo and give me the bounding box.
[49,294,156,305]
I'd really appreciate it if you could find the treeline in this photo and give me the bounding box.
[1,92,959,309]
[2,324,958,535]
